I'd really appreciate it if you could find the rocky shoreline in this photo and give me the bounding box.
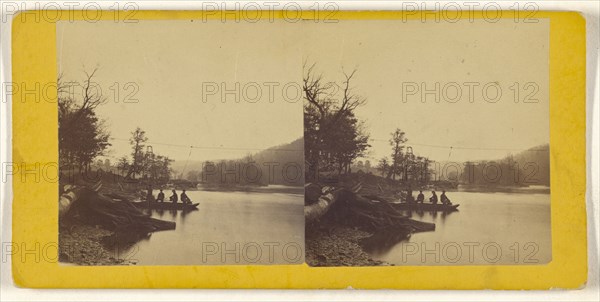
[59,223,136,266]
[58,175,176,266]
[303,175,435,267]
[305,226,387,267]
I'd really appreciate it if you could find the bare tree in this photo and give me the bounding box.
[59,68,106,128]
[58,68,111,172]
[303,62,368,180]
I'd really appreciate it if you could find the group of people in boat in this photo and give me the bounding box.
[146,187,193,205]
[407,189,452,205]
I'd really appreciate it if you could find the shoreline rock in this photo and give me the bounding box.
[59,223,136,266]
[305,226,387,267]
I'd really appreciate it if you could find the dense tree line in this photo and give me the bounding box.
[461,145,550,187]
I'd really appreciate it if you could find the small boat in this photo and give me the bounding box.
[133,201,200,211]
[393,203,459,212]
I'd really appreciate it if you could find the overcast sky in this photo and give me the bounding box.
[301,19,549,163]
[57,20,304,162]
[57,19,548,163]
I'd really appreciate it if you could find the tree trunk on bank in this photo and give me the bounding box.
[305,187,337,222]
[59,184,80,219]
[304,182,435,232]
[60,184,175,234]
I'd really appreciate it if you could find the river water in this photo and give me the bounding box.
[115,186,305,265]
[115,187,550,266]
[363,190,552,265]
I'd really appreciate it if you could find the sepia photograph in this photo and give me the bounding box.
[56,20,305,265]
[4,0,595,296]
[54,17,551,267]
[302,19,551,266]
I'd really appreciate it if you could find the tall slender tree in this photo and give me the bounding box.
[388,128,407,180]
[126,127,148,179]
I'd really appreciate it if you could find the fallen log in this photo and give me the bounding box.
[59,181,104,219]
[62,186,175,234]
[305,185,433,233]
[305,183,323,205]
[59,184,80,219]
[305,189,338,222]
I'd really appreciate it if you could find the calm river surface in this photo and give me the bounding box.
[116,186,304,265]
[365,190,551,266]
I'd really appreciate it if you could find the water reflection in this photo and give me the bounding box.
[112,189,305,265]
[361,227,412,256]
[180,208,191,223]
[360,210,456,256]
[102,230,152,252]
[359,209,456,256]
[401,209,456,225]
[367,191,552,265]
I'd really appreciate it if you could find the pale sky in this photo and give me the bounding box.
[57,20,304,162]
[57,19,549,163]
[301,19,549,163]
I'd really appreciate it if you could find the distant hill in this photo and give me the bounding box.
[174,138,304,186]
[171,160,204,175]
[458,144,550,187]
[508,144,550,186]
[172,138,303,173]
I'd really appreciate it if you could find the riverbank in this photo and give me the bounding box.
[198,183,304,195]
[304,173,436,266]
[306,225,387,266]
[458,184,551,194]
[58,171,169,265]
[59,224,136,265]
